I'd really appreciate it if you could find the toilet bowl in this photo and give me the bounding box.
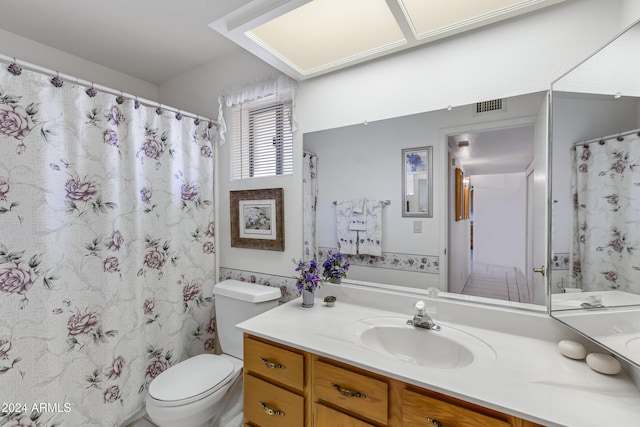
[145,280,281,427]
[146,354,243,427]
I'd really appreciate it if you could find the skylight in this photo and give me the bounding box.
[210,0,566,80]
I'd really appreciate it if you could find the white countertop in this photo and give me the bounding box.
[237,290,640,427]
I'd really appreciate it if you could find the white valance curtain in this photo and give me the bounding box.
[217,75,297,143]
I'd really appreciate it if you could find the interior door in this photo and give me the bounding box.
[531,93,549,305]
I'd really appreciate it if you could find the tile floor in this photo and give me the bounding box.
[124,414,157,427]
[461,262,531,303]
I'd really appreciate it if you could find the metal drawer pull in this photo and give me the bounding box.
[259,401,285,416]
[427,417,446,427]
[330,383,367,399]
[260,357,285,369]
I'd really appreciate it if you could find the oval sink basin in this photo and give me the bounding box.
[349,317,496,369]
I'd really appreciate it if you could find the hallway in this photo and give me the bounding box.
[461,262,531,303]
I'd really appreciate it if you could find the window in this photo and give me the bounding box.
[231,94,293,180]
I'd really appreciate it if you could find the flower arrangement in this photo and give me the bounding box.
[322,252,350,283]
[294,258,321,292]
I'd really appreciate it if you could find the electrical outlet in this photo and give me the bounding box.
[413,220,422,233]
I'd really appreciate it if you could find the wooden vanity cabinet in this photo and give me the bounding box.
[243,334,309,427]
[242,334,543,427]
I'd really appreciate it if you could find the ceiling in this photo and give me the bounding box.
[0,0,565,84]
[448,125,534,176]
[0,0,250,84]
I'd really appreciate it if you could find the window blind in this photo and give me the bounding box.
[231,94,293,180]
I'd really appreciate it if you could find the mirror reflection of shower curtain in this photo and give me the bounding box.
[571,130,640,293]
[303,152,318,261]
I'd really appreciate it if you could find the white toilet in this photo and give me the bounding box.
[145,280,281,427]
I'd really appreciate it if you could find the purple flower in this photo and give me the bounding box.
[611,159,625,174]
[146,356,169,379]
[65,176,98,202]
[106,356,125,379]
[0,103,34,141]
[206,222,215,238]
[143,298,155,315]
[144,248,167,270]
[3,414,36,427]
[140,187,152,203]
[106,230,124,251]
[204,338,216,352]
[141,135,165,160]
[0,338,11,360]
[0,265,33,296]
[107,106,125,126]
[609,238,624,253]
[206,316,216,334]
[103,129,118,146]
[603,271,618,283]
[322,252,349,282]
[0,176,10,199]
[103,256,119,273]
[203,241,215,254]
[67,308,98,337]
[200,145,212,158]
[294,258,321,292]
[181,182,198,201]
[183,280,202,303]
[104,385,121,403]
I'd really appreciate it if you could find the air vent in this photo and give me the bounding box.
[475,99,506,114]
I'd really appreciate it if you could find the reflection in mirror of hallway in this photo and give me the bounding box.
[461,262,531,303]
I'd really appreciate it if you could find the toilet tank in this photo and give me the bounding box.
[212,280,281,359]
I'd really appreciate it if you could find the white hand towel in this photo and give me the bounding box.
[335,200,358,255]
[358,199,382,257]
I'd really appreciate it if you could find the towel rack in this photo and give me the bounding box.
[332,200,390,206]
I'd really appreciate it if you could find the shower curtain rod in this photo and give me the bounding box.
[0,53,216,125]
[573,127,640,146]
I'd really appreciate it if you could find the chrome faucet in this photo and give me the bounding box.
[407,300,441,331]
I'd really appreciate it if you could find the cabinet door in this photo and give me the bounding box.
[313,359,388,425]
[402,389,511,427]
[314,403,376,427]
[244,374,304,427]
[244,336,305,392]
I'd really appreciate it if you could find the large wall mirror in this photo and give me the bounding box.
[550,19,640,367]
[302,91,549,309]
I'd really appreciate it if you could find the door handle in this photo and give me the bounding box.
[533,266,545,277]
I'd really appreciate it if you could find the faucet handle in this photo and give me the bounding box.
[415,300,426,315]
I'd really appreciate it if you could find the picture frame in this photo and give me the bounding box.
[454,168,463,221]
[230,188,285,251]
[402,146,433,218]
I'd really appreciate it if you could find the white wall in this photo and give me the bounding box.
[0,28,158,100]
[472,173,527,273]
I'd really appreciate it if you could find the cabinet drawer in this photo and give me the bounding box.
[402,389,511,427]
[244,374,304,427]
[244,336,305,392]
[313,359,388,425]
[314,402,376,427]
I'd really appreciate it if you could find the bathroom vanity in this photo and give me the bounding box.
[238,283,640,427]
[243,334,541,426]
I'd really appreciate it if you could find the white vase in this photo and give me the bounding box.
[302,289,315,308]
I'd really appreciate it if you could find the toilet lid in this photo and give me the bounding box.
[148,354,234,403]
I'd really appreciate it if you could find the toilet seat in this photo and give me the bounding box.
[148,354,235,407]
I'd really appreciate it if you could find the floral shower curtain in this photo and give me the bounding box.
[302,153,318,261]
[571,130,640,293]
[0,64,216,426]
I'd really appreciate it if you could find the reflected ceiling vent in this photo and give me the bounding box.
[474,98,506,115]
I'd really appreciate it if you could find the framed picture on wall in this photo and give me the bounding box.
[230,188,285,251]
[454,168,463,221]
